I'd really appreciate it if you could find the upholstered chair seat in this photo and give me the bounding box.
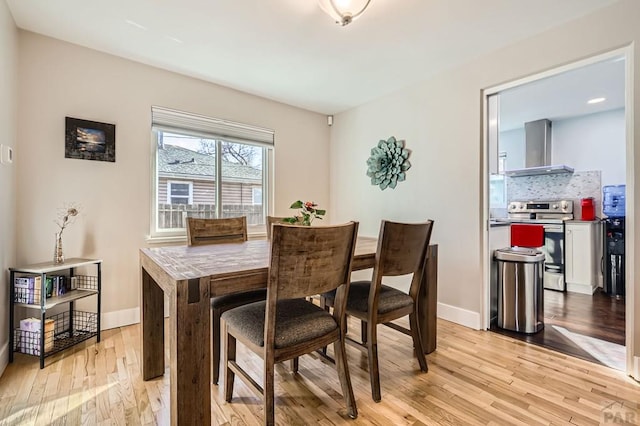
[221,299,338,349]
[323,281,413,315]
[210,291,266,310]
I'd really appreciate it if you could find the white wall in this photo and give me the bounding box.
[0,1,18,374]
[499,108,625,182]
[553,108,626,186]
[16,32,330,327]
[329,0,640,365]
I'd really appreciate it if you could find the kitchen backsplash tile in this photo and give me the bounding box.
[507,171,602,216]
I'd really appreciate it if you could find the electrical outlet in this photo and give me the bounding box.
[1,144,13,164]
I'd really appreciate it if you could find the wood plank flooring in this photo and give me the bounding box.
[1,317,639,425]
[491,288,626,367]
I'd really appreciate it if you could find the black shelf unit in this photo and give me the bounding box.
[9,258,102,369]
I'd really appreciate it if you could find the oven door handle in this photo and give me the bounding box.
[544,225,564,232]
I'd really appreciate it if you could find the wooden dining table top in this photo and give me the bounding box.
[140,236,378,289]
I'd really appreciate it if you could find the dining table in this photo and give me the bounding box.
[139,237,438,425]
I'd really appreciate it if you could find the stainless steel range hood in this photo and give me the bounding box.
[505,119,574,177]
[505,164,574,177]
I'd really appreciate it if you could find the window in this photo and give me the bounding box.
[252,188,262,205]
[498,151,507,175]
[489,174,506,208]
[151,107,274,238]
[167,181,193,204]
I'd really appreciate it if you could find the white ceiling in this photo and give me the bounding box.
[499,55,626,131]
[6,0,620,115]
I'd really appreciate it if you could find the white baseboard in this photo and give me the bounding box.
[101,301,172,331]
[0,342,8,378]
[437,302,481,330]
[104,303,483,333]
[633,356,640,382]
[101,307,140,330]
[566,282,597,295]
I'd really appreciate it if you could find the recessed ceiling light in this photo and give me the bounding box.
[587,97,606,104]
[125,20,147,30]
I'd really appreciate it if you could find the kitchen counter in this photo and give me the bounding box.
[566,218,603,223]
[489,219,511,227]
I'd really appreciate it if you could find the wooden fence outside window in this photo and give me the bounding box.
[158,204,263,229]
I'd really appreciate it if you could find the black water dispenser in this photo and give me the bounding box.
[603,217,625,298]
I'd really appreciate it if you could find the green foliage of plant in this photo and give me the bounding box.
[283,200,326,226]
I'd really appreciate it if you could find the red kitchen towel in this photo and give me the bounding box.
[511,224,544,248]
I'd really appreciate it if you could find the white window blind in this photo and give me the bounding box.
[151,106,274,146]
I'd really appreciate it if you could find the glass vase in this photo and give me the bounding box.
[54,232,64,264]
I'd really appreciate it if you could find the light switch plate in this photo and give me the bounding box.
[1,144,13,164]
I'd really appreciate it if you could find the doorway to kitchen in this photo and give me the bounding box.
[482,48,633,373]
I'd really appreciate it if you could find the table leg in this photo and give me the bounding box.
[418,245,438,354]
[141,267,164,380]
[169,277,211,426]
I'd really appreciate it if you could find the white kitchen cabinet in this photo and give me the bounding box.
[565,221,602,294]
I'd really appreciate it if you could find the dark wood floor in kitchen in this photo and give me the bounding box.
[491,288,626,367]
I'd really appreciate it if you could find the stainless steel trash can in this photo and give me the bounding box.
[495,247,545,334]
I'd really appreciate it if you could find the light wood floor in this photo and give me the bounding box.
[1,318,639,425]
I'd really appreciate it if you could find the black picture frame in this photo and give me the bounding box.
[65,117,116,162]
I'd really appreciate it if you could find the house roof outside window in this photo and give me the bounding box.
[158,145,261,184]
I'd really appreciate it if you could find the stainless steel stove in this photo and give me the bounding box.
[508,200,574,222]
[507,200,574,291]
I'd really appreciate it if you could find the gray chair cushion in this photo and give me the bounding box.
[324,281,413,315]
[211,289,267,310]
[221,298,338,349]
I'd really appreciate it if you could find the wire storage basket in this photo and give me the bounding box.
[13,310,98,357]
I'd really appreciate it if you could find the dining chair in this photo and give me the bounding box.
[221,222,359,426]
[186,215,247,245]
[185,216,266,385]
[265,216,289,240]
[266,215,305,372]
[321,219,434,402]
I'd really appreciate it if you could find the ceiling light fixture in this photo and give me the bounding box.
[587,97,606,104]
[318,0,371,26]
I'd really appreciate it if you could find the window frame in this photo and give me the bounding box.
[149,128,273,242]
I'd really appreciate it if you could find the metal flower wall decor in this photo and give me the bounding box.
[366,136,411,190]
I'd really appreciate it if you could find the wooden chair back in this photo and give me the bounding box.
[268,222,358,301]
[266,216,292,240]
[186,216,247,246]
[372,220,434,300]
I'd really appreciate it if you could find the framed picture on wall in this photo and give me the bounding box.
[65,117,116,162]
